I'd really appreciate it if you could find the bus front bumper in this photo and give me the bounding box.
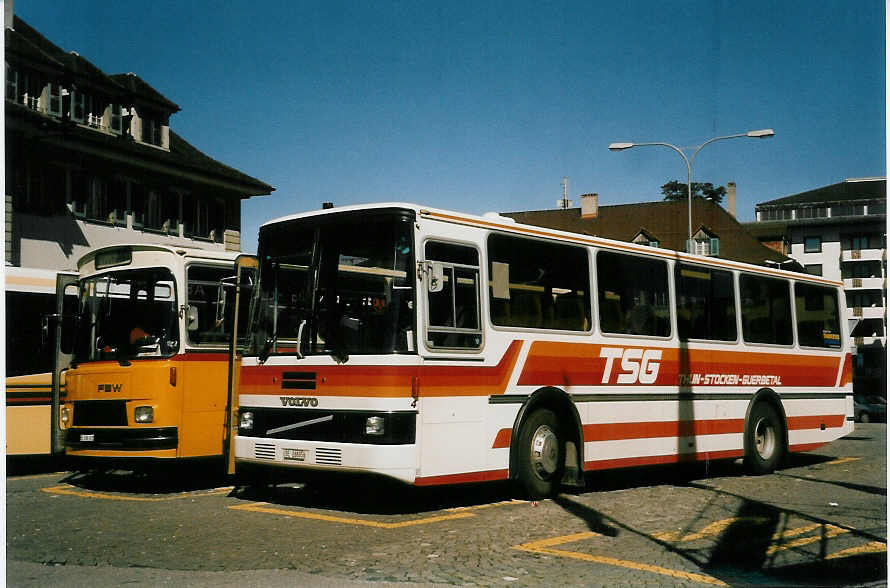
[65,427,178,451]
[234,436,418,484]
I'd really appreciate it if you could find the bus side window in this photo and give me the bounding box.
[596,251,669,337]
[794,282,841,348]
[740,274,793,345]
[425,242,482,349]
[487,234,590,332]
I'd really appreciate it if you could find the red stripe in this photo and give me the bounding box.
[789,442,827,453]
[414,468,509,486]
[518,341,842,388]
[585,449,744,471]
[242,341,523,398]
[786,415,845,430]
[491,428,512,449]
[583,419,744,442]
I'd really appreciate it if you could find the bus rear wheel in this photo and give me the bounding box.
[516,408,564,499]
[744,402,785,475]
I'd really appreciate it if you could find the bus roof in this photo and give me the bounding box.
[4,266,68,294]
[76,244,241,272]
[260,202,843,288]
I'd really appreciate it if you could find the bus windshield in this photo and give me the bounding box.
[250,212,415,361]
[73,268,179,363]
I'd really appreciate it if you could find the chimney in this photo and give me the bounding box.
[5,0,13,30]
[581,193,598,219]
[727,182,737,219]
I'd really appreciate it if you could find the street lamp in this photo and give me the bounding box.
[609,129,774,253]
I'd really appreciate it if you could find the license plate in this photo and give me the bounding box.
[80,433,95,442]
[282,448,305,462]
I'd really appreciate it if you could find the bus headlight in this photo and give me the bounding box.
[365,416,385,436]
[60,406,70,426]
[240,411,254,433]
[134,406,154,423]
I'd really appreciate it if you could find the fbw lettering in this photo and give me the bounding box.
[600,347,662,384]
[97,383,122,393]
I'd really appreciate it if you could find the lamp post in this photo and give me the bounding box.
[609,129,774,253]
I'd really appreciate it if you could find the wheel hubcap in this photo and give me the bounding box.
[754,417,776,460]
[530,425,559,479]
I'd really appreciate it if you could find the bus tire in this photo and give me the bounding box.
[516,408,564,499]
[744,402,785,475]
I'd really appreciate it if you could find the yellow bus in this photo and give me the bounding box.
[59,244,241,465]
[5,267,75,456]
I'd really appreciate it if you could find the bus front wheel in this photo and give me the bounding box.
[744,402,785,475]
[516,408,564,499]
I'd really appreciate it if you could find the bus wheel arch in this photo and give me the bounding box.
[743,389,788,474]
[509,387,584,498]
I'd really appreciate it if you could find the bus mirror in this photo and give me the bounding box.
[41,314,59,349]
[215,285,227,324]
[187,306,200,331]
[428,262,445,293]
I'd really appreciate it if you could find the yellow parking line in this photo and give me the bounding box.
[823,457,862,466]
[42,484,233,501]
[514,533,728,586]
[766,524,848,556]
[229,502,476,528]
[7,472,68,481]
[653,516,772,542]
[825,541,887,560]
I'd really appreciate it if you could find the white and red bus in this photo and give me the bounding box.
[231,203,853,498]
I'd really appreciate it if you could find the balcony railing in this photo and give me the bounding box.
[854,336,886,347]
[840,249,885,263]
[849,306,886,320]
[844,277,885,290]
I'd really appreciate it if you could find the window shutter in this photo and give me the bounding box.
[710,238,719,256]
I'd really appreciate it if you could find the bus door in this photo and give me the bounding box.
[226,255,258,474]
[49,272,79,455]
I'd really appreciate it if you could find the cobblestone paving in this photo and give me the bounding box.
[7,425,887,587]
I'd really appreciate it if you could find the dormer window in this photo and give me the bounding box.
[108,104,122,133]
[5,65,18,102]
[632,229,660,248]
[688,227,720,256]
[48,83,62,117]
[142,118,162,146]
[71,91,86,122]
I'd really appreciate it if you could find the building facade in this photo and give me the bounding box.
[747,178,887,396]
[5,9,273,271]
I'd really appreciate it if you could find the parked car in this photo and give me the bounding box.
[854,395,887,423]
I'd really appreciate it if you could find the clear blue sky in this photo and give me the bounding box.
[16,1,885,253]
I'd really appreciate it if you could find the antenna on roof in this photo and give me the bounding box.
[557,177,572,209]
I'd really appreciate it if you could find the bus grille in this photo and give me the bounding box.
[254,443,276,460]
[315,448,342,465]
[73,401,127,426]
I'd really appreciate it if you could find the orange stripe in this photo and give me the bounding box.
[241,341,523,398]
[789,442,827,453]
[518,341,842,388]
[585,449,744,471]
[414,468,509,486]
[583,419,744,442]
[786,414,845,430]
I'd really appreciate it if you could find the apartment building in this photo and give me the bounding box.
[747,178,887,396]
[5,7,273,270]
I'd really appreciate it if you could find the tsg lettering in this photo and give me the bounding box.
[600,347,662,384]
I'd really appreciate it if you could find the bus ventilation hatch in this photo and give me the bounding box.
[281,372,317,391]
[315,448,342,465]
[254,443,276,460]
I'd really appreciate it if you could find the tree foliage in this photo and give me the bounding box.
[661,180,726,204]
